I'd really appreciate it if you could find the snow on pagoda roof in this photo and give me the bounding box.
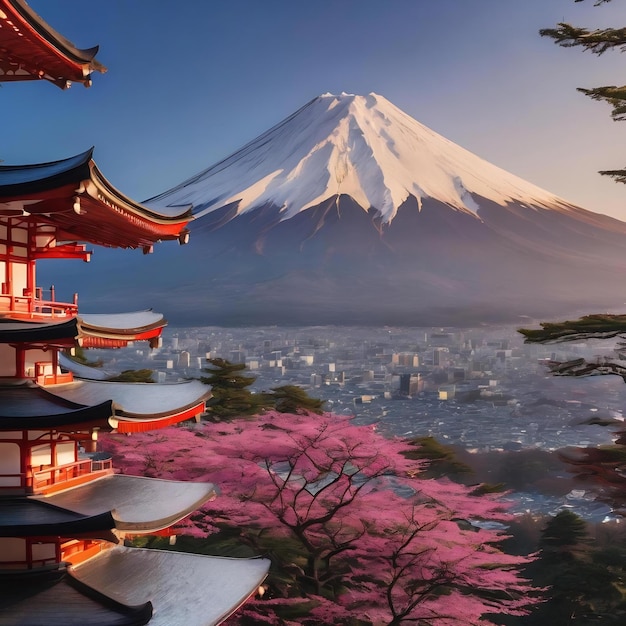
[0,379,209,432]
[79,310,166,333]
[72,546,270,626]
[0,498,115,537]
[38,474,217,534]
[49,379,210,419]
[78,310,167,347]
[0,149,193,249]
[0,0,106,88]
[0,311,166,348]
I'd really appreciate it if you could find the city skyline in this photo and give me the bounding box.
[5,0,626,220]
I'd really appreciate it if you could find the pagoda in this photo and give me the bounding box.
[0,2,269,624]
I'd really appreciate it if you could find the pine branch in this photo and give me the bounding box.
[519,314,626,343]
[540,23,626,55]
[547,357,626,382]
[578,85,626,121]
[599,167,626,184]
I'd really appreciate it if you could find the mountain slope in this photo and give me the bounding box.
[44,93,626,325]
[148,92,572,223]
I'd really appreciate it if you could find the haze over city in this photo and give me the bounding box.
[5,0,626,221]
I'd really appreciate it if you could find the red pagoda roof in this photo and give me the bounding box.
[0,311,167,348]
[79,311,167,347]
[0,149,193,249]
[0,379,209,432]
[0,0,106,88]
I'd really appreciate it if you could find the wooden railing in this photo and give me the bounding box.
[32,458,113,491]
[35,361,73,386]
[0,291,78,318]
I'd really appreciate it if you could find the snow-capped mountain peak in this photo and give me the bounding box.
[150,92,565,223]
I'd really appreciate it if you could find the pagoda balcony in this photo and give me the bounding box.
[34,361,73,386]
[0,458,113,495]
[0,287,78,320]
[32,458,113,495]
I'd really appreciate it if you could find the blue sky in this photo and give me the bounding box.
[6,0,626,219]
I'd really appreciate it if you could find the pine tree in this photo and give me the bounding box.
[519,318,626,510]
[200,358,270,419]
[270,385,325,415]
[519,511,626,625]
[540,0,626,182]
[403,436,473,480]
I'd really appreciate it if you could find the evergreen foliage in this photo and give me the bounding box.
[519,315,626,510]
[200,359,324,419]
[270,385,325,415]
[403,436,473,479]
[540,510,589,550]
[519,314,626,344]
[540,0,626,183]
[515,511,626,625]
[200,358,271,419]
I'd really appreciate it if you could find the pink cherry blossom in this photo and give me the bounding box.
[101,412,539,625]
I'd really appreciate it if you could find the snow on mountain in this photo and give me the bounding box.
[149,92,566,223]
[51,92,626,326]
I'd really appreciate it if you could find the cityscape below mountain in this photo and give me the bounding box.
[86,323,622,522]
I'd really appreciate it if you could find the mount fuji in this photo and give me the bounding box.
[46,93,626,325]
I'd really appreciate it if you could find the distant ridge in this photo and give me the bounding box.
[45,93,626,325]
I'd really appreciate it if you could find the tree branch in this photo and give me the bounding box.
[540,23,626,54]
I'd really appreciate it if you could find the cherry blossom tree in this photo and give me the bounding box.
[101,412,538,625]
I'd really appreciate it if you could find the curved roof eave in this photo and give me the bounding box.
[0,499,115,537]
[0,565,153,626]
[0,385,113,430]
[39,474,217,534]
[0,149,193,226]
[89,161,194,221]
[0,148,93,196]
[48,379,211,419]
[58,352,119,381]
[0,318,78,343]
[72,546,270,626]
[78,310,167,335]
[4,0,107,71]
